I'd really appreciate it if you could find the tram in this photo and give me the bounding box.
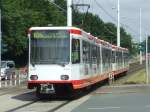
[27,27,129,97]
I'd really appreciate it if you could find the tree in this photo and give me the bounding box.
[1,0,135,66]
[73,11,105,39]
[1,0,66,66]
[140,36,150,53]
[103,22,117,44]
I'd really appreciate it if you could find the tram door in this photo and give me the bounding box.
[71,38,81,80]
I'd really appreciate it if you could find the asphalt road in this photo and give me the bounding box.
[69,85,150,112]
[1,84,150,112]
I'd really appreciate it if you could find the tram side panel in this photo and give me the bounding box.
[101,46,112,78]
[112,49,117,72]
[71,34,113,89]
[71,36,102,89]
[112,48,129,77]
[123,50,129,71]
[71,35,84,89]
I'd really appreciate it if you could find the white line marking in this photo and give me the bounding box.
[88,106,121,110]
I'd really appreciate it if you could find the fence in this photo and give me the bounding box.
[0,69,27,88]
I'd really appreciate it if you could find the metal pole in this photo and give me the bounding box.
[0,9,1,80]
[146,34,149,84]
[0,9,2,88]
[117,0,120,47]
[67,0,72,26]
[140,8,142,64]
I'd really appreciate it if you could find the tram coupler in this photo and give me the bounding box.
[40,84,55,94]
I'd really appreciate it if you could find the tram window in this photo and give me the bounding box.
[102,48,107,65]
[112,51,116,63]
[116,51,120,63]
[102,47,111,68]
[124,52,129,64]
[118,52,122,64]
[72,39,80,64]
[96,47,100,64]
[31,30,70,64]
[82,41,90,63]
[91,45,97,63]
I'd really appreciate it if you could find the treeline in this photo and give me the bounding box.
[1,0,135,66]
[140,36,150,53]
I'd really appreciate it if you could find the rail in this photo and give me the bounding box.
[128,61,145,74]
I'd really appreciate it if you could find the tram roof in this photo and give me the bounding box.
[112,44,128,52]
[29,26,81,31]
[29,26,128,51]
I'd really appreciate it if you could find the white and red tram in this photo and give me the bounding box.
[27,27,129,97]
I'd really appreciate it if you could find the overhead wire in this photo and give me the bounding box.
[48,0,140,39]
[87,0,116,37]
[47,0,66,13]
[108,0,115,7]
[93,0,118,36]
[94,0,140,38]
[94,0,117,23]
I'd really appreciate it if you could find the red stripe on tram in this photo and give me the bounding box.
[69,29,82,35]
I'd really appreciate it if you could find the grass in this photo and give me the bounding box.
[124,69,150,84]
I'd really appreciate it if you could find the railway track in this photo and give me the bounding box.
[0,86,73,112]
[128,61,145,74]
[6,100,71,112]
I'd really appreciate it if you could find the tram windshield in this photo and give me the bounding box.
[30,30,70,65]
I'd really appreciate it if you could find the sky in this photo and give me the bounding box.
[73,0,150,43]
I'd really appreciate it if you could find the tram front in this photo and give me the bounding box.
[27,27,72,95]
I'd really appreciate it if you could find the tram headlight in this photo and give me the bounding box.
[30,75,38,80]
[61,75,69,80]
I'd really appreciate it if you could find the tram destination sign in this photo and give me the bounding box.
[33,30,69,39]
